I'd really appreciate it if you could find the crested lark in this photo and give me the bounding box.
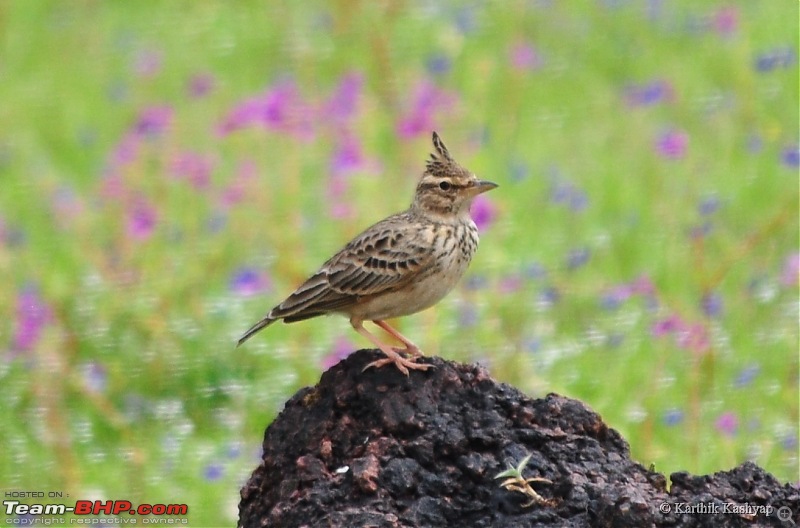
[238,132,497,375]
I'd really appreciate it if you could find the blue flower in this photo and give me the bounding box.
[230,267,272,297]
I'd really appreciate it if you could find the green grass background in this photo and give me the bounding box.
[0,1,797,525]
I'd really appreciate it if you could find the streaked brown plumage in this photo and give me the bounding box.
[238,131,497,375]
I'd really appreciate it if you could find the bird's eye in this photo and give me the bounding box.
[438,181,451,191]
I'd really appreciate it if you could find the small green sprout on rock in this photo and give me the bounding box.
[494,454,554,507]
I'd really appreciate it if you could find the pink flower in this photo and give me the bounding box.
[324,72,363,126]
[171,151,215,190]
[470,194,497,232]
[13,286,52,353]
[219,160,257,208]
[111,132,141,166]
[655,129,688,159]
[715,412,738,436]
[510,42,542,71]
[127,200,158,240]
[781,252,799,286]
[229,267,272,297]
[652,315,684,337]
[714,6,738,36]
[217,81,313,139]
[134,105,173,137]
[630,275,656,296]
[321,337,357,369]
[188,73,215,98]
[396,81,457,139]
[676,323,710,353]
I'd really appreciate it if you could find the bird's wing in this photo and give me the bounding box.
[325,216,434,295]
[269,215,434,321]
[237,215,434,345]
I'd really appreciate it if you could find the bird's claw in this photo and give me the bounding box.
[363,353,432,376]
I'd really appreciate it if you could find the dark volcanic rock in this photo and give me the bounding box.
[238,350,799,527]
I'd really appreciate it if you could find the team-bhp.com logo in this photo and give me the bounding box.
[4,499,188,518]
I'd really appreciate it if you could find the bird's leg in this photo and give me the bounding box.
[372,319,422,357]
[350,318,431,376]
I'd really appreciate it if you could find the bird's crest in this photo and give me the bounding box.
[426,131,457,177]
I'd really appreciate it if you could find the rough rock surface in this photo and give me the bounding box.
[239,350,799,527]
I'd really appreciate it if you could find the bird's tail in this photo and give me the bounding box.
[237,316,277,347]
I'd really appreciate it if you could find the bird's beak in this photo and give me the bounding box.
[469,179,498,196]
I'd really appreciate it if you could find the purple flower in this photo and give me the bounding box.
[509,160,529,182]
[701,292,723,318]
[217,81,313,139]
[754,47,796,73]
[220,160,257,208]
[600,285,633,310]
[82,362,108,393]
[781,145,799,168]
[780,252,799,286]
[655,129,688,159]
[216,96,264,135]
[330,135,366,178]
[715,412,738,436]
[227,441,242,459]
[464,274,489,290]
[509,42,542,71]
[171,151,214,190]
[229,267,272,297]
[426,53,451,76]
[260,81,313,138]
[525,262,547,280]
[321,337,356,369]
[734,364,760,387]
[782,432,798,452]
[550,180,588,212]
[566,247,591,270]
[327,177,353,219]
[324,72,362,126]
[652,315,683,337]
[698,195,720,216]
[631,275,656,296]
[624,79,673,107]
[12,286,52,353]
[746,134,763,153]
[111,132,141,166]
[538,286,560,306]
[204,463,223,481]
[498,275,523,294]
[453,6,477,34]
[663,409,684,426]
[676,323,710,353]
[188,73,215,98]
[134,105,173,137]
[470,194,497,232]
[396,81,456,139]
[127,200,158,240]
[713,6,738,36]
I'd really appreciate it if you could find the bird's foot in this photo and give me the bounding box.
[363,348,432,376]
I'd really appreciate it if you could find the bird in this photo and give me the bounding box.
[237,131,498,375]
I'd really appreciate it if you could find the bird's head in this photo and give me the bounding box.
[412,132,498,217]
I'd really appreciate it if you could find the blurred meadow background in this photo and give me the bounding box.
[1,0,798,525]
